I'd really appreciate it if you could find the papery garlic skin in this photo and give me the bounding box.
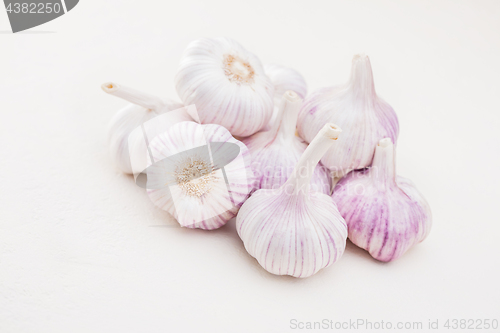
[297,54,399,178]
[243,91,329,194]
[147,121,254,230]
[103,82,189,174]
[332,138,432,262]
[237,124,347,278]
[175,37,274,137]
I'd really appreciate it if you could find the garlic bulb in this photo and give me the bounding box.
[264,64,308,129]
[243,90,329,194]
[236,123,347,278]
[175,37,274,137]
[146,121,254,230]
[332,138,432,262]
[103,82,190,174]
[297,54,399,179]
[265,63,307,103]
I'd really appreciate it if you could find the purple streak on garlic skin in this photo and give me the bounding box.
[243,91,330,194]
[237,124,347,278]
[332,138,431,262]
[297,54,399,178]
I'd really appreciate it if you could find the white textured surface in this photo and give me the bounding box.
[1,1,499,332]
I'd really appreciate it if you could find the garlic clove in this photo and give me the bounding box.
[175,37,274,137]
[243,90,330,194]
[297,54,399,179]
[236,123,347,278]
[147,121,254,230]
[103,82,190,174]
[332,138,432,262]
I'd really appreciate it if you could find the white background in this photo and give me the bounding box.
[1,0,499,332]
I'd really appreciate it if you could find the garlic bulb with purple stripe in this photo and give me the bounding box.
[175,37,274,137]
[332,138,432,262]
[146,121,254,230]
[103,82,189,174]
[237,123,347,278]
[297,54,399,179]
[243,90,329,194]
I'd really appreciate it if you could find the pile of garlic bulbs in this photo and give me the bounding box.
[103,37,431,278]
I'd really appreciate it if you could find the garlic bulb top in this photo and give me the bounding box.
[103,82,189,174]
[332,138,432,262]
[175,37,274,137]
[147,121,254,230]
[297,54,399,178]
[243,90,329,194]
[236,123,348,278]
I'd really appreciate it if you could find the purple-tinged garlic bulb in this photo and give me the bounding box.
[332,138,432,262]
[297,54,399,179]
[175,37,274,137]
[237,124,347,278]
[243,90,329,194]
[103,82,190,174]
[146,121,254,230]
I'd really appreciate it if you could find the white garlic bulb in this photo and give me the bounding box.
[264,64,308,130]
[103,82,190,174]
[147,121,254,230]
[175,37,274,137]
[243,90,329,194]
[265,63,307,102]
[332,138,432,262]
[297,54,399,179]
[237,123,347,278]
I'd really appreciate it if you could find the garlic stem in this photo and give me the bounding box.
[371,138,396,189]
[101,82,166,112]
[285,123,341,194]
[348,54,376,99]
[271,91,301,143]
